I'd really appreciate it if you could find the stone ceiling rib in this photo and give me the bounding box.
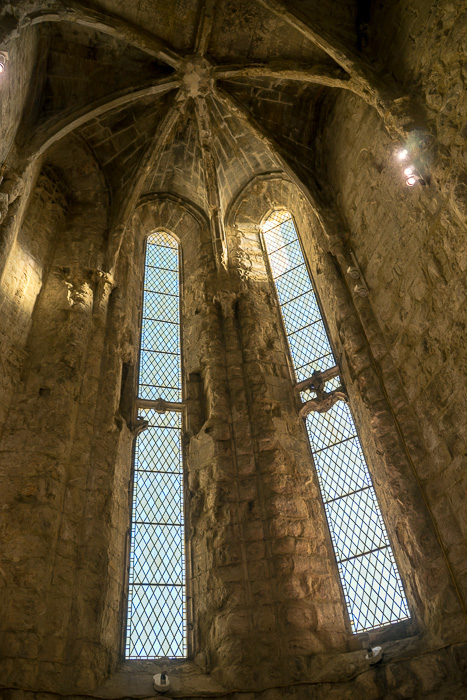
[194,0,217,56]
[106,96,186,272]
[21,78,180,163]
[1,0,183,68]
[255,0,408,137]
[1,0,415,250]
[194,95,228,269]
[215,62,352,91]
[214,85,323,222]
[255,0,358,77]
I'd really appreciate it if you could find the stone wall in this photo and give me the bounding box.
[0,164,67,428]
[370,0,467,178]
[0,27,39,165]
[0,0,466,698]
[3,164,465,697]
[321,89,467,612]
[0,138,115,691]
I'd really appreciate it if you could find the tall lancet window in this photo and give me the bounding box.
[126,231,187,659]
[262,210,410,633]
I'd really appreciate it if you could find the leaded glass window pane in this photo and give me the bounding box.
[139,232,181,402]
[262,210,409,633]
[126,231,186,659]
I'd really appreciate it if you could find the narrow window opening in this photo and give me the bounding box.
[262,210,410,633]
[125,231,187,659]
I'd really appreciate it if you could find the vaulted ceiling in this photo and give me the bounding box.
[2,0,392,229]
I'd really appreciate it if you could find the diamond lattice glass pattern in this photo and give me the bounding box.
[268,240,304,277]
[338,549,409,632]
[288,321,333,369]
[281,291,321,329]
[141,318,180,352]
[313,437,370,501]
[127,585,185,659]
[126,233,186,660]
[274,264,312,304]
[263,212,409,633]
[139,233,181,402]
[127,408,186,659]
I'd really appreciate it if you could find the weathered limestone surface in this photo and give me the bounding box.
[322,91,467,609]
[0,0,466,698]
[0,25,39,166]
[0,165,66,428]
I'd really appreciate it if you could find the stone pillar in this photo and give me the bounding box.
[184,217,350,688]
[184,272,253,681]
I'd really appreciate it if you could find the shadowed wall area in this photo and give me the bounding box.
[0,1,466,698]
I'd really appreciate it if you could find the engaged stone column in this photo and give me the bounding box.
[192,223,349,688]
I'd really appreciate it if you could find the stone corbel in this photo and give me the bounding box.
[89,268,115,287]
[56,267,115,308]
[91,269,116,310]
[132,416,149,436]
[346,250,369,298]
[213,289,239,320]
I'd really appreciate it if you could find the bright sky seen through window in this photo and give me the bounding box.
[126,231,186,659]
[262,210,410,633]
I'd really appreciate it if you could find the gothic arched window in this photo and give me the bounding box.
[262,210,410,633]
[125,231,187,659]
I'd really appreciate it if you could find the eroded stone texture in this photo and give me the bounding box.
[321,91,467,610]
[0,0,466,698]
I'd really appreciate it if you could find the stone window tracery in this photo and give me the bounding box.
[125,230,187,659]
[262,209,410,633]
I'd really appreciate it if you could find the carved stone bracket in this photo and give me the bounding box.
[55,267,115,309]
[295,366,348,416]
[213,289,239,320]
[299,389,348,417]
[132,417,149,436]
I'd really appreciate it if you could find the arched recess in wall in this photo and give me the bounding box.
[225,172,461,643]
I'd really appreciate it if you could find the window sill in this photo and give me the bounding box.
[94,659,227,698]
